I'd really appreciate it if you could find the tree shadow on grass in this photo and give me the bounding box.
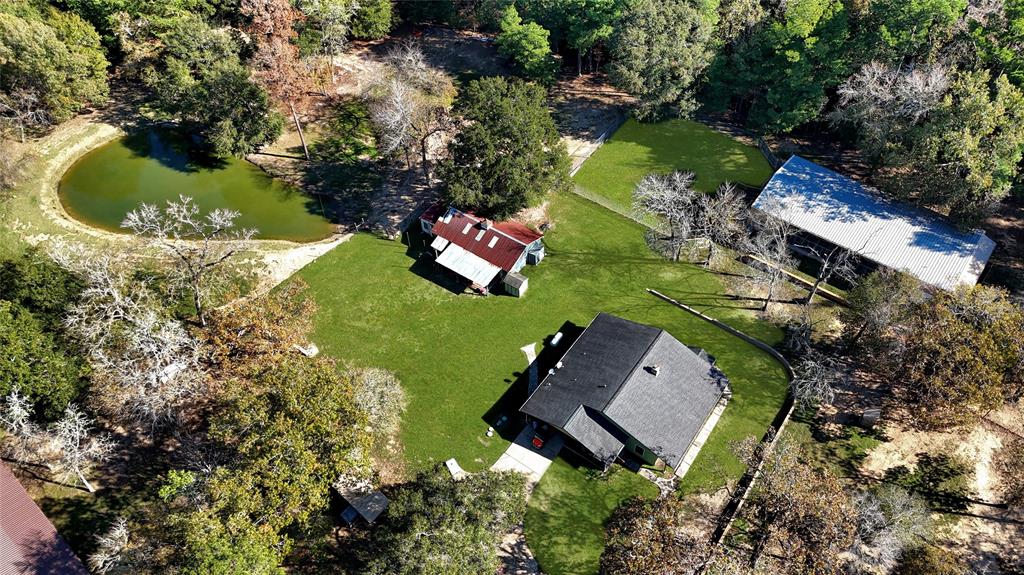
[882,453,978,513]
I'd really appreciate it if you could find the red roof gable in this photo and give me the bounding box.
[429,207,542,271]
[1,462,89,575]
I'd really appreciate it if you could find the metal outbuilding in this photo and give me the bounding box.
[753,156,996,291]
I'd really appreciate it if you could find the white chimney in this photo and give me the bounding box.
[651,365,661,376]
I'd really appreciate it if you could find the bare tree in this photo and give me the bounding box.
[366,42,456,182]
[121,195,255,327]
[831,62,949,162]
[0,89,49,142]
[632,171,698,261]
[89,517,133,574]
[692,182,749,268]
[850,485,932,572]
[353,367,408,440]
[367,77,418,167]
[746,212,795,311]
[50,241,205,428]
[793,243,857,306]
[790,351,843,410]
[0,387,43,462]
[46,404,113,493]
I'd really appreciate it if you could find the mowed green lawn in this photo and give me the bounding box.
[296,192,788,574]
[574,118,774,208]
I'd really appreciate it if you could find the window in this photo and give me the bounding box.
[634,445,644,456]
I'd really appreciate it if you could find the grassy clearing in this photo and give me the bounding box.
[573,118,774,208]
[296,192,789,478]
[524,455,658,575]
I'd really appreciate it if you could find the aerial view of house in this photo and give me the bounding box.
[521,313,730,477]
[420,203,545,295]
[2,1,1023,575]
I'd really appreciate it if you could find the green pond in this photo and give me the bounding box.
[58,130,336,242]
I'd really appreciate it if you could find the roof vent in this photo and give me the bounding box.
[648,365,661,376]
[481,219,492,230]
[555,361,563,369]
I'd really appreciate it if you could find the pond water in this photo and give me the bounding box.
[58,129,336,242]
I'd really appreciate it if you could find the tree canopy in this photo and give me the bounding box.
[439,76,570,219]
[608,0,716,120]
[0,5,108,136]
[497,4,558,84]
[364,466,526,574]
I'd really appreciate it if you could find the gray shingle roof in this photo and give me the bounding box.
[520,313,729,468]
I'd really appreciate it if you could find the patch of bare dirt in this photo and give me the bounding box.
[859,402,1024,573]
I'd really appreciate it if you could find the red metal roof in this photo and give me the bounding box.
[429,207,542,272]
[1,462,89,575]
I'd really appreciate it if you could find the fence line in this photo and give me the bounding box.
[757,137,783,170]
[568,112,627,177]
[570,184,660,230]
[644,289,796,546]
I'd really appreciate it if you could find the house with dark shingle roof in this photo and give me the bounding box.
[520,314,731,478]
[419,204,544,294]
[1,461,89,575]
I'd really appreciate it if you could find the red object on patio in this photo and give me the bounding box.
[532,436,545,449]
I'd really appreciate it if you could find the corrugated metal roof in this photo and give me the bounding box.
[1,462,89,575]
[430,207,542,271]
[336,486,388,524]
[435,243,502,286]
[753,156,995,291]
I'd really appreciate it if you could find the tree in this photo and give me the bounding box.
[790,351,843,411]
[608,0,716,120]
[203,280,316,377]
[746,211,795,311]
[850,485,933,572]
[969,0,1024,88]
[740,438,857,572]
[705,0,851,133]
[46,403,113,492]
[298,0,358,84]
[841,269,923,349]
[439,77,570,219]
[164,509,285,575]
[883,70,1024,224]
[0,247,84,331]
[364,466,526,574]
[496,5,558,84]
[121,195,256,327]
[717,0,767,43]
[831,61,950,163]
[365,42,455,181]
[204,357,372,532]
[852,0,965,63]
[243,0,313,159]
[564,0,624,76]
[89,518,134,575]
[51,242,204,428]
[601,497,749,574]
[0,300,86,421]
[0,8,108,133]
[632,171,698,261]
[794,243,857,306]
[891,285,1024,429]
[693,183,749,267]
[353,368,407,440]
[142,15,283,156]
[351,0,394,39]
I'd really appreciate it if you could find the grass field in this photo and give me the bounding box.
[573,118,774,208]
[524,455,659,575]
[295,191,789,574]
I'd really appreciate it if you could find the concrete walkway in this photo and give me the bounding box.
[491,424,563,486]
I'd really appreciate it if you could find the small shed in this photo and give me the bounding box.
[503,272,529,297]
[337,486,389,525]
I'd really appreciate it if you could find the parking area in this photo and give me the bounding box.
[491,424,564,487]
